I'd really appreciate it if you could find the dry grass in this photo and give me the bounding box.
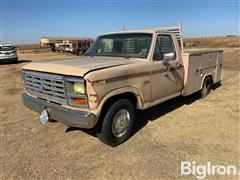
[1,46,239,179]
[184,37,240,48]
[18,51,79,62]
[223,48,240,71]
[15,44,41,50]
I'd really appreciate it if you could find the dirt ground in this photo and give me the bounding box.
[0,48,239,179]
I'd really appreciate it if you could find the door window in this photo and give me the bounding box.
[153,35,176,61]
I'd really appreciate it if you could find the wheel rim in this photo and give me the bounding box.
[112,109,130,138]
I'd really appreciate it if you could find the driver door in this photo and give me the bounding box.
[151,34,184,102]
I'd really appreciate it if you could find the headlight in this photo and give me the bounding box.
[65,78,88,107]
[74,82,85,94]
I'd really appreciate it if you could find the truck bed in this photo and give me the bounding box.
[181,50,223,96]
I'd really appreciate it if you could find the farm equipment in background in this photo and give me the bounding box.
[40,37,94,55]
[55,43,73,53]
[71,39,94,55]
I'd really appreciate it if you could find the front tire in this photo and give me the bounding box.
[97,99,135,147]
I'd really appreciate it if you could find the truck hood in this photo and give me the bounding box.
[22,56,138,77]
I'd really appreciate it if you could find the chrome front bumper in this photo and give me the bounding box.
[22,93,96,128]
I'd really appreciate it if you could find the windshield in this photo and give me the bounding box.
[85,33,152,59]
[0,46,15,51]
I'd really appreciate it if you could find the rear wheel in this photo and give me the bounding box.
[97,99,135,146]
[200,77,213,98]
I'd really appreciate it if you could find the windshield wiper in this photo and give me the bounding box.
[85,53,135,59]
[85,53,96,57]
[105,54,132,59]
[123,55,135,59]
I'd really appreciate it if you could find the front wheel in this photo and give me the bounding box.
[97,99,135,147]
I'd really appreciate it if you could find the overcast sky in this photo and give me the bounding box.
[1,0,239,44]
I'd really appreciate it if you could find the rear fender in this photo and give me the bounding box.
[200,73,214,89]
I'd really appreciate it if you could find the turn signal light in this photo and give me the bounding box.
[73,98,87,105]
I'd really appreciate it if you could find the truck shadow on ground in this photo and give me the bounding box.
[131,83,222,139]
[0,60,31,65]
[65,83,222,140]
[16,60,32,64]
[132,93,199,135]
[65,92,203,139]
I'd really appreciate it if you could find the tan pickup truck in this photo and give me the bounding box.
[22,24,223,146]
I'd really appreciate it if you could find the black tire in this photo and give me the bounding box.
[200,77,213,98]
[97,99,135,147]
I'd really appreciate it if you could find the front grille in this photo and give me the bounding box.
[24,71,66,104]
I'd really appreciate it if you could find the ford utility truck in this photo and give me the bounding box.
[22,24,223,146]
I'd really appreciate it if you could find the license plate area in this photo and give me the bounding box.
[40,109,49,124]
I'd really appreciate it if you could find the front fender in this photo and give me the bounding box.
[93,87,143,118]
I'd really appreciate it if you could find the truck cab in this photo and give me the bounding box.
[22,25,223,146]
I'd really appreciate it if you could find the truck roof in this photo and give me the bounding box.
[101,29,173,35]
[102,22,184,52]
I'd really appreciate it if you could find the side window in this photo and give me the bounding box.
[153,35,176,61]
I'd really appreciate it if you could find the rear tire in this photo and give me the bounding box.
[200,76,213,98]
[97,99,135,147]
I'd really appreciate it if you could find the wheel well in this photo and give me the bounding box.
[95,92,137,132]
[101,92,137,113]
[206,75,213,84]
[202,75,213,88]
[206,75,213,81]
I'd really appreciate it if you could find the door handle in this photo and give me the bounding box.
[176,63,183,68]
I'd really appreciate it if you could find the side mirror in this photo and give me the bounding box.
[163,52,175,61]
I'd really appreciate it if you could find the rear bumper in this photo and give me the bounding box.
[22,93,96,128]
